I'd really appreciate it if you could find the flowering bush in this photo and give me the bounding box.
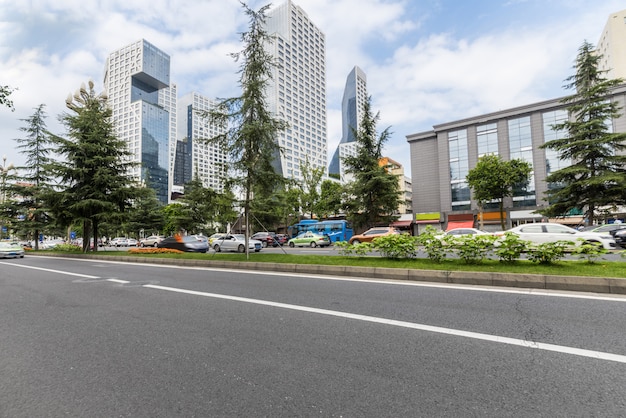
[128,247,183,254]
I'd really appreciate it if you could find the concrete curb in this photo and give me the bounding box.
[29,252,626,295]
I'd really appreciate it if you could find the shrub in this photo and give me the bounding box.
[52,244,83,253]
[416,228,448,263]
[447,234,497,264]
[332,240,374,257]
[371,233,418,259]
[526,241,570,264]
[494,232,528,263]
[570,239,607,263]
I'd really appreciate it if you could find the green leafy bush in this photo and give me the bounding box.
[570,239,607,263]
[371,233,418,259]
[494,232,528,263]
[526,241,570,264]
[333,240,374,257]
[447,234,497,264]
[416,227,448,263]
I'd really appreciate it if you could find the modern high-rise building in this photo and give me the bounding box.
[176,92,227,194]
[596,8,626,80]
[329,66,368,179]
[103,39,176,204]
[264,0,328,182]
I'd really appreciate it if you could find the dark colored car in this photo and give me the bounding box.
[251,231,278,247]
[274,234,289,245]
[157,235,209,253]
[613,228,626,247]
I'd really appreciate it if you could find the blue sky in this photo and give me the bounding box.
[1,0,624,177]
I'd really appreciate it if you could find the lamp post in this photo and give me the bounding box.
[0,155,15,240]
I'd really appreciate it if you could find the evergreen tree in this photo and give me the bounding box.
[1,85,15,111]
[123,186,166,237]
[199,2,287,256]
[466,154,532,230]
[541,40,626,224]
[48,80,138,252]
[6,104,55,248]
[342,96,401,230]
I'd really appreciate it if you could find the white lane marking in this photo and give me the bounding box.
[107,279,130,284]
[144,283,626,364]
[0,261,100,278]
[21,256,626,303]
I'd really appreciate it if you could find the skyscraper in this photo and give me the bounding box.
[176,92,227,194]
[596,8,626,80]
[103,39,176,204]
[264,0,327,182]
[328,65,368,179]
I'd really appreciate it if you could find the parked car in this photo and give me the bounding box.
[127,238,138,247]
[109,237,129,247]
[274,234,289,245]
[288,231,331,248]
[140,235,165,247]
[504,223,616,250]
[444,228,492,236]
[157,235,209,253]
[251,231,278,247]
[349,227,400,245]
[213,234,262,253]
[0,241,25,258]
[613,228,626,247]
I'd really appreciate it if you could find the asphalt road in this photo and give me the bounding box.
[1,255,625,417]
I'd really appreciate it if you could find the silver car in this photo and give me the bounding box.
[0,242,25,258]
[505,223,616,250]
[212,234,262,253]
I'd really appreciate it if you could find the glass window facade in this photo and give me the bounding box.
[508,116,535,206]
[542,110,570,200]
[449,129,470,210]
[141,102,169,203]
[477,123,498,156]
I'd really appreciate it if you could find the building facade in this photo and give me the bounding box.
[407,85,626,231]
[264,0,328,182]
[597,8,626,80]
[176,92,227,195]
[329,66,368,179]
[103,39,176,204]
[379,157,412,215]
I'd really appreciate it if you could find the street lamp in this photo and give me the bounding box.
[0,155,15,240]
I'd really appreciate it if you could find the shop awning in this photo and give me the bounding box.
[415,220,440,224]
[446,220,474,231]
[390,220,413,227]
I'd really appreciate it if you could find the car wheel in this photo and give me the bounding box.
[310,241,317,248]
[262,241,268,248]
[140,242,145,247]
[289,242,295,248]
[237,244,245,253]
[351,239,360,245]
[213,244,221,252]
[152,242,158,247]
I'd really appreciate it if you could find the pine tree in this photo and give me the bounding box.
[48,80,138,252]
[342,96,401,230]
[541,40,626,224]
[199,2,287,257]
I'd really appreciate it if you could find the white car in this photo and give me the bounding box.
[109,237,129,247]
[212,234,262,253]
[444,228,492,236]
[0,242,25,258]
[505,223,616,250]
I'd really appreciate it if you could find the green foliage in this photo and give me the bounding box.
[466,154,532,230]
[526,241,570,264]
[446,234,497,264]
[1,85,15,111]
[48,80,138,252]
[342,96,401,230]
[570,239,608,263]
[317,179,344,219]
[298,156,324,218]
[123,186,166,236]
[416,227,448,263]
[494,232,528,263]
[333,240,374,257]
[51,243,83,253]
[540,41,626,223]
[372,233,418,259]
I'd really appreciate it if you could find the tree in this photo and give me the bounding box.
[5,104,55,248]
[540,40,626,224]
[317,179,344,219]
[199,2,287,257]
[298,156,324,218]
[177,177,220,234]
[1,85,15,111]
[48,80,138,252]
[466,154,532,230]
[123,186,166,238]
[342,96,400,230]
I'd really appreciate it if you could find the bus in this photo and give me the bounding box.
[287,219,353,243]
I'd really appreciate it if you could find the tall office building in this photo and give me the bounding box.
[103,39,176,204]
[176,92,227,194]
[596,8,626,80]
[329,66,368,179]
[264,0,328,182]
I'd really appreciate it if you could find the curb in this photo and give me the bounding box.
[29,252,626,295]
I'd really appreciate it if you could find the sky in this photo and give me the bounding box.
[1,0,624,178]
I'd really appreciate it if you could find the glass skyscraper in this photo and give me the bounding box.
[103,39,176,204]
[329,66,367,179]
